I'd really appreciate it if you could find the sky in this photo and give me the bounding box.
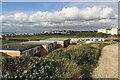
[1,0,120,2]
[1,2,119,33]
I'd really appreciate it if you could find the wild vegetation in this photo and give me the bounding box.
[47,43,102,78]
[2,43,105,79]
[2,57,63,79]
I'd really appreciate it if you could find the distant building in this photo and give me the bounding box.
[97,28,107,34]
[0,35,2,39]
[44,31,67,34]
[44,31,50,34]
[51,31,67,34]
[0,44,42,57]
[97,28,119,35]
[110,28,118,35]
[107,29,111,34]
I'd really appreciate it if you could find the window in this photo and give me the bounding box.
[33,48,40,53]
[101,39,104,42]
[91,39,93,41]
[22,50,33,56]
[37,48,40,52]
[34,49,37,53]
[81,39,85,41]
[86,39,90,41]
[96,39,99,41]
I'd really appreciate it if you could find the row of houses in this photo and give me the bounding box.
[1,44,42,57]
[44,30,67,34]
[0,38,71,57]
[0,38,105,57]
[70,38,105,44]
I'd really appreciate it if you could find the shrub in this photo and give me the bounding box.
[2,57,64,79]
[46,44,101,78]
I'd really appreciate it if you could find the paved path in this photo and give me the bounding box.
[92,43,118,78]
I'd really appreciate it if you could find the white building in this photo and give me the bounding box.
[110,28,118,35]
[97,29,107,34]
[70,38,105,44]
[107,29,111,34]
[0,35,2,39]
[97,28,119,35]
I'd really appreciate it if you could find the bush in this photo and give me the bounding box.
[46,50,81,78]
[2,57,64,79]
[47,44,101,78]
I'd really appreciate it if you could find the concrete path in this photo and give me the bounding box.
[92,43,118,78]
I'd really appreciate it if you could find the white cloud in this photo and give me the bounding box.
[14,12,29,22]
[112,14,118,19]
[100,7,113,18]
[99,19,111,24]
[1,6,117,32]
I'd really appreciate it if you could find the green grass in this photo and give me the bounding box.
[2,34,72,44]
[3,40,24,44]
[11,34,72,40]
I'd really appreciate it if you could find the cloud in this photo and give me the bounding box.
[99,19,111,24]
[1,6,118,32]
[14,12,29,22]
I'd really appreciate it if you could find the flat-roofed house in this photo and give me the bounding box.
[39,40,57,50]
[21,41,57,53]
[0,44,42,57]
[46,38,71,48]
[70,38,105,44]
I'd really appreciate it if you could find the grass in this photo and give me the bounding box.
[2,39,25,44]
[11,34,71,40]
[2,34,72,44]
[11,35,53,40]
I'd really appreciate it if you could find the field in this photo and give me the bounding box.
[2,31,109,44]
[2,34,73,44]
[11,34,72,40]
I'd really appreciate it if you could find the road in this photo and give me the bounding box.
[92,43,119,78]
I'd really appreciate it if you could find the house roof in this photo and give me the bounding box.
[46,38,71,41]
[21,41,53,45]
[2,43,41,51]
[70,38,105,39]
[40,40,57,43]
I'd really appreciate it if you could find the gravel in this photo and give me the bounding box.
[92,43,118,78]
